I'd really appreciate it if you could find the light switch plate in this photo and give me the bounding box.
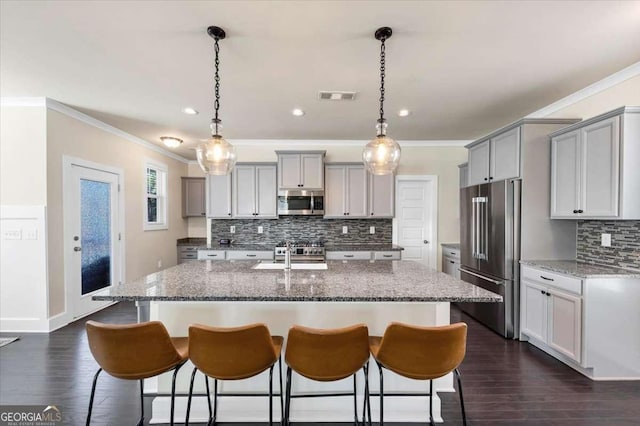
[258,226,263,234]
[230,226,236,234]
[342,226,348,234]
[2,229,22,240]
[369,226,375,234]
[601,233,612,247]
[24,229,37,240]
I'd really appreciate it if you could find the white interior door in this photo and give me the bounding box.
[65,160,122,319]
[394,177,437,269]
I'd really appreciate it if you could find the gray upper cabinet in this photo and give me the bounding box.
[550,107,640,220]
[276,151,325,190]
[181,177,206,217]
[232,164,277,219]
[324,164,368,218]
[467,127,521,185]
[369,173,395,217]
[206,174,232,219]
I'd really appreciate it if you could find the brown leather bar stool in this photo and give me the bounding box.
[369,322,468,425]
[284,324,371,426]
[85,320,188,426]
[185,323,284,425]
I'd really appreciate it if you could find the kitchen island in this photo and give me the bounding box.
[93,260,501,424]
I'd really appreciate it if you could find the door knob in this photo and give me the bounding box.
[423,240,429,244]
[74,247,82,252]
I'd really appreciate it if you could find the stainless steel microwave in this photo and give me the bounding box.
[277,190,324,215]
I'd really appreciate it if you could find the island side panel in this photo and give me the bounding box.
[149,300,453,423]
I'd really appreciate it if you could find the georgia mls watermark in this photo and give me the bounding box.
[0,406,62,426]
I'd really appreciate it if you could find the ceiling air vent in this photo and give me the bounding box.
[318,91,357,101]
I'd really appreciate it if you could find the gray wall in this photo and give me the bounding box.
[577,220,640,270]
[211,216,392,246]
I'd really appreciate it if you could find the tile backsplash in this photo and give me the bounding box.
[210,216,392,246]
[577,220,640,270]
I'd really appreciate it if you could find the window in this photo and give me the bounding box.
[144,160,168,231]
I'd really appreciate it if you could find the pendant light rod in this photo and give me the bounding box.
[375,27,392,134]
[208,26,226,137]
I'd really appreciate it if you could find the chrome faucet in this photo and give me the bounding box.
[284,241,292,270]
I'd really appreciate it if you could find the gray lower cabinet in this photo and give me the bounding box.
[197,250,226,260]
[326,251,372,260]
[373,251,401,260]
[178,246,199,264]
[226,250,274,260]
[182,177,206,217]
[550,107,640,219]
[441,245,460,278]
[206,174,232,219]
[232,164,277,219]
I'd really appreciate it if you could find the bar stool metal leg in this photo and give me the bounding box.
[204,375,213,425]
[455,368,467,426]
[185,367,198,425]
[428,379,434,426]
[278,357,284,424]
[363,363,372,426]
[269,365,274,426]
[86,368,102,426]
[213,379,218,424]
[137,379,144,426]
[352,373,358,425]
[377,362,384,426]
[284,367,292,425]
[170,363,184,426]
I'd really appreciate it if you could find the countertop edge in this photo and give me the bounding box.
[520,260,640,279]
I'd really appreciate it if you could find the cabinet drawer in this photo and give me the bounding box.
[521,266,582,295]
[226,251,274,260]
[326,251,371,260]
[442,248,460,259]
[373,251,401,260]
[179,252,198,260]
[178,246,199,254]
[197,250,226,260]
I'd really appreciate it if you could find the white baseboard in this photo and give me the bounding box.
[0,317,48,333]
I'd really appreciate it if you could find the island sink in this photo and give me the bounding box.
[252,262,328,270]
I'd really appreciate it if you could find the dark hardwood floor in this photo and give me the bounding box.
[1,302,639,425]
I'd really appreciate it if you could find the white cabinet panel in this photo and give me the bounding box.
[467,140,490,185]
[324,165,346,217]
[226,251,274,260]
[301,154,324,189]
[373,251,401,260]
[458,163,468,188]
[346,165,367,217]
[581,117,619,217]
[233,166,256,218]
[547,289,582,362]
[255,165,277,218]
[278,154,302,189]
[521,280,548,343]
[326,251,371,260]
[551,130,580,218]
[442,256,459,278]
[369,173,395,217]
[206,174,232,219]
[490,128,520,182]
[197,250,226,260]
[182,177,206,217]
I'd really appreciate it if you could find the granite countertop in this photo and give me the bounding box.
[441,243,460,250]
[177,237,207,246]
[520,260,640,279]
[93,260,501,303]
[324,244,404,251]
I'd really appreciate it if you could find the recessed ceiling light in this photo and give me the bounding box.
[160,136,183,148]
[182,107,199,115]
[292,108,305,117]
[398,109,411,117]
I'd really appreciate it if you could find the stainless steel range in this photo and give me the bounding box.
[274,241,325,263]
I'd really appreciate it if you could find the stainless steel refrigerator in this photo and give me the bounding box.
[458,180,521,338]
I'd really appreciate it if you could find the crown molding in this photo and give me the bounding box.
[525,61,640,118]
[1,97,191,164]
[226,139,472,147]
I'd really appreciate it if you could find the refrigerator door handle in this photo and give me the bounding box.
[472,197,488,260]
[471,198,477,258]
[459,267,504,285]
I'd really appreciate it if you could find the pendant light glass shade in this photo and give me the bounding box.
[363,121,401,175]
[196,135,237,175]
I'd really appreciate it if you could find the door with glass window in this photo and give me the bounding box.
[67,163,121,319]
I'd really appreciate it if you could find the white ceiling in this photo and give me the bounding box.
[2,1,640,160]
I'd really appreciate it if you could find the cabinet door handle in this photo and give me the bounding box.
[207,254,218,257]
[449,260,455,264]
[344,254,354,258]
[546,292,551,297]
[228,213,232,216]
[384,254,394,258]
[540,275,554,281]
[573,210,578,213]
[578,209,583,213]
[541,289,545,295]
[246,254,257,257]
[484,177,488,181]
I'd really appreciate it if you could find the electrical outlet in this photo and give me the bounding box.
[24,229,37,240]
[601,233,612,247]
[369,226,375,234]
[2,229,21,240]
[230,226,236,233]
[258,226,264,234]
[342,226,348,234]
[157,260,163,269]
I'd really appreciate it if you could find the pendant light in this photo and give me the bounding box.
[196,26,237,175]
[362,27,401,175]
